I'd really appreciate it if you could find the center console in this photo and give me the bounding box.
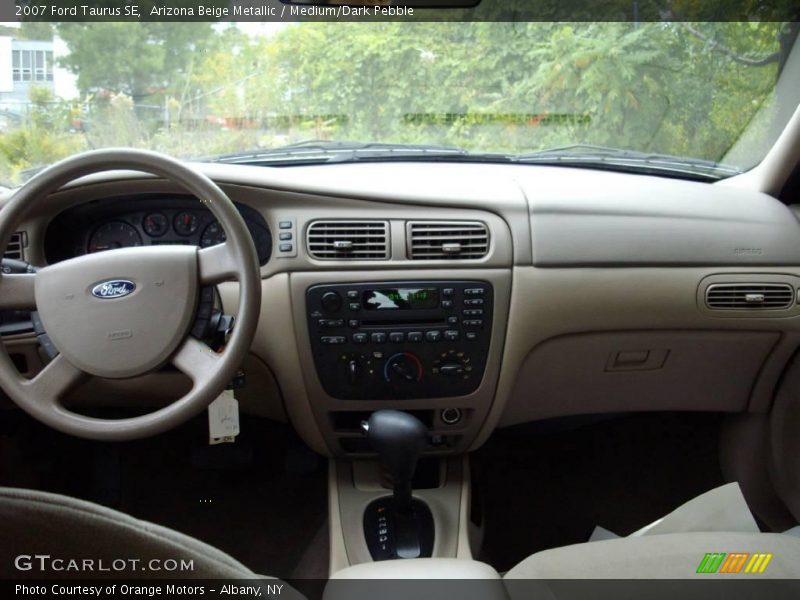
[292,273,509,574]
[287,270,510,458]
[306,280,493,400]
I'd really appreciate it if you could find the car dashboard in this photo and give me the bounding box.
[2,160,800,460]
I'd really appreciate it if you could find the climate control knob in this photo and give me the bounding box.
[384,352,423,384]
[432,350,473,380]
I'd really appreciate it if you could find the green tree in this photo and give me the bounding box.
[56,22,215,101]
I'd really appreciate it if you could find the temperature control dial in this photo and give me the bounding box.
[384,352,423,384]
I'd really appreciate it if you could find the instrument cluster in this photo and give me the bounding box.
[44,196,273,266]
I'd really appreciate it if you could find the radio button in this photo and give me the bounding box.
[447,315,459,325]
[318,318,344,328]
[348,319,360,328]
[441,300,454,309]
[462,309,483,317]
[349,302,360,311]
[425,331,442,342]
[444,330,460,341]
[442,288,455,297]
[389,332,405,343]
[464,298,484,306]
[465,332,479,341]
[321,336,346,345]
[464,288,485,296]
[407,331,423,343]
[464,319,484,328]
[346,290,359,299]
[371,332,387,344]
[352,333,368,344]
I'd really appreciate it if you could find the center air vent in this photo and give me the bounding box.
[407,221,489,260]
[307,220,389,260]
[3,232,25,260]
[706,283,794,310]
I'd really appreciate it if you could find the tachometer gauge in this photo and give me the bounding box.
[142,212,169,237]
[173,211,199,236]
[200,222,226,248]
[87,221,142,253]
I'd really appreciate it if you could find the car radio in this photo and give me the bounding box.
[306,281,493,400]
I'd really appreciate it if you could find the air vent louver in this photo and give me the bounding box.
[407,221,489,260]
[307,220,389,260]
[706,283,794,310]
[3,232,25,260]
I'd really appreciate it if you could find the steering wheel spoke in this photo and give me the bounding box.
[198,242,238,284]
[0,272,37,309]
[171,336,222,384]
[21,354,85,404]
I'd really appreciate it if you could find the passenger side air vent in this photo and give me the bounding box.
[407,221,489,260]
[3,232,25,260]
[307,220,389,260]
[705,283,794,310]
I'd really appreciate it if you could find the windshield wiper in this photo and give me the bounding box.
[208,140,490,165]
[512,144,743,180]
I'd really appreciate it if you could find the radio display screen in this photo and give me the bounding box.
[362,287,439,310]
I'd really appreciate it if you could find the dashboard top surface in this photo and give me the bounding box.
[8,160,794,270]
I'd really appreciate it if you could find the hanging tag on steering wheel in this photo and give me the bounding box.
[208,390,239,445]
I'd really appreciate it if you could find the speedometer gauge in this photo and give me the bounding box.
[200,222,226,248]
[88,222,142,253]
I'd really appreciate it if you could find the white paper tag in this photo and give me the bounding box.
[208,390,239,445]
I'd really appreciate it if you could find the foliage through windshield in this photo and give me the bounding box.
[0,20,796,184]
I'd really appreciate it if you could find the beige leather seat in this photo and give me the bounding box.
[0,487,257,579]
[506,483,800,579]
[504,531,800,579]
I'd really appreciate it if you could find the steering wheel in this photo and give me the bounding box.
[0,149,261,440]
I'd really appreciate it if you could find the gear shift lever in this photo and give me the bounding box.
[361,410,434,560]
[364,410,427,514]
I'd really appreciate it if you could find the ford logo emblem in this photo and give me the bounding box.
[91,280,136,299]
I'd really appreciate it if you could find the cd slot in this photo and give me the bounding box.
[360,318,447,328]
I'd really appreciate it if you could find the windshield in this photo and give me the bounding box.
[0,20,797,183]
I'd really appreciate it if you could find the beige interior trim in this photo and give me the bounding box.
[720,34,800,197]
[328,458,350,575]
[474,266,800,447]
[456,455,474,559]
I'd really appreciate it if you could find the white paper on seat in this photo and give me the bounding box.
[630,482,759,537]
[783,526,800,538]
[589,525,620,541]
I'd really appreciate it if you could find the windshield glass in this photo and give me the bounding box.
[0,20,797,183]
